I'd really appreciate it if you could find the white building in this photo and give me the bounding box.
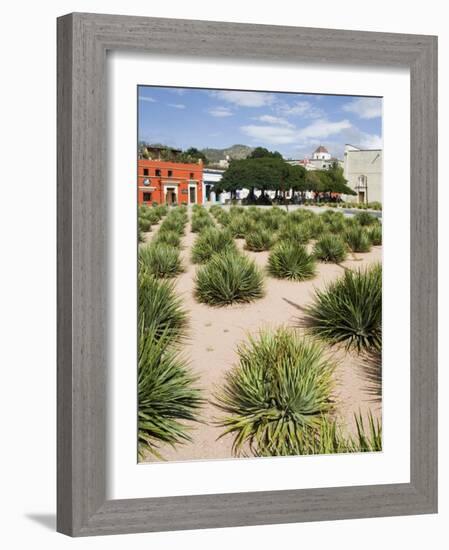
[343,144,382,204]
[287,145,343,171]
[202,168,227,204]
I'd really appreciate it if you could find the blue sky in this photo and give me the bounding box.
[138,86,382,160]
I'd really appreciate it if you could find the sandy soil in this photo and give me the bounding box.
[140,212,382,463]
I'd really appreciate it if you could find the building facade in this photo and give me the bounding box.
[287,145,343,171]
[343,144,382,204]
[137,159,203,206]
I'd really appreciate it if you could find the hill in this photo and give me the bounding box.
[201,144,253,163]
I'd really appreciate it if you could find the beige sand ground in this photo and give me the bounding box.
[140,212,382,463]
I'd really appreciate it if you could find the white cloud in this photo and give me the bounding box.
[167,103,186,109]
[241,118,351,146]
[139,96,156,103]
[254,115,293,127]
[240,125,298,144]
[342,97,382,119]
[297,119,352,140]
[358,133,383,149]
[208,106,234,117]
[276,100,324,119]
[210,90,276,108]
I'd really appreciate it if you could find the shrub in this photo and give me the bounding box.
[304,217,326,239]
[155,204,168,218]
[139,207,160,225]
[139,217,152,232]
[229,216,252,238]
[254,411,382,456]
[139,243,183,278]
[244,228,274,252]
[313,234,348,263]
[160,217,185,235]
[138,323,203,458]
[138,270,188,342]
[195,249,264,306]
[191,227,236,264]
[355,211,377,226]
[268,242,316,281]
[277,222,310,245]
[214,328,334,456]
[191,215,214,233]
[368,224,382,245]
[304,263,382,352]
[153,229,181,248]
[345,225,371,253]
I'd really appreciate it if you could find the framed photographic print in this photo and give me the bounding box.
[57,13,438,536]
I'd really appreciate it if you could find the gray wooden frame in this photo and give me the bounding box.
[57,12,438,537]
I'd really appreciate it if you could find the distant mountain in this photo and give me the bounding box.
[201,144,254,163]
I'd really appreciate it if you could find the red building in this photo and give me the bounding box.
[138,159,203,205]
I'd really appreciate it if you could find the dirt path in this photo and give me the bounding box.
[141,212,382,463]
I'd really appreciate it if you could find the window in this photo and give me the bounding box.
[190,172,195,179]
[155,168,161,177]
[168,170,173,177]
[143,192,152,202]
[143,168,149,176]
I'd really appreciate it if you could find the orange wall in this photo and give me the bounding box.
[138,159,203,205]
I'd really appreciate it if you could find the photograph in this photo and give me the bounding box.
[137,85,383,463]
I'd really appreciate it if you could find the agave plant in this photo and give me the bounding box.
[368,224,382,245]
[155,204,168,218]
[304,216,326,239]
[214,327,335,456]
[191,215,214,233]
[355,211,378,226]
[160,217,185,235]
[138,216,152,232]
[345,225,372,253]
[304,263,382,352]
[138,323,203,458]
[244,228,273,252]
[277,222,311,245]
[153,229,182,248]
[191,227,236,264]
[254,411,382,456]
[140,208,161,225]
[313,234,348,263]
[229,216,252,239]
[195,249,264,306]
[139,243,183,278]
[268,242,317,281]
[138,270,188,342]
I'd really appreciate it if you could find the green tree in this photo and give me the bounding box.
[249,147,283,160]
[214,157,305,203]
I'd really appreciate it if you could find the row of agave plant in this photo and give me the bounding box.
[138,204,382,459]
[138,205,199,458]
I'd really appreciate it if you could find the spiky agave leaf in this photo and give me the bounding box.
[313,234,348,263]
[254,411,382,456]
[304,263,382,352]
[244,227,274,252]
[138,270,188,342]
[354,211,378,226]
[191,227,236,264]
[138,323,203,458]
[268,242,317,281]
[153,229,182,248]
[345,225,372,253]
[368,224,382,245]
[195,249,264,306]
[277,221,311,245]
[139,243,183,278]
[214,327,335,456]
